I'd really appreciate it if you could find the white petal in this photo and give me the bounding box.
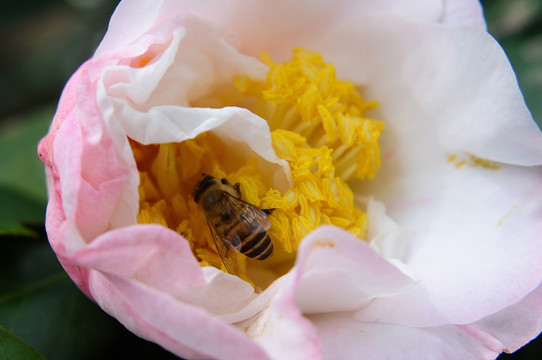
[307,15,542,326]
[97,0,446,62]
[366,197,406,261]
[311,312,501,360]
[220,226,415,324]
[96,16,291,190]
[468,282,542,354]
[440,0,487,29]
[236,274,322,360]
[95,0,165,59]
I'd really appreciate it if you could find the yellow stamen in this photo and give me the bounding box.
[131,48,383,288]
[238,48,384,181]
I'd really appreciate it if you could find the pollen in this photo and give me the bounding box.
[131,48,382,287]
[447,153,501,170]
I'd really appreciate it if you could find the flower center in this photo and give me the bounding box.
[131,48,384,288]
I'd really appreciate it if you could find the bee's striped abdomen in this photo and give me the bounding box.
[240,229,274,260]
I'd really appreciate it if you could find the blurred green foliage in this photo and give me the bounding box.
[483,0,542,127]
[0,0,119,118]
[0,0,540,359]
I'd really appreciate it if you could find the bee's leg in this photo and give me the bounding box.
[262,208,275,215]
[234,182,241,198]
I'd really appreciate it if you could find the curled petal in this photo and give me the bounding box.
[96,15,290,190]
[293,226,416,314]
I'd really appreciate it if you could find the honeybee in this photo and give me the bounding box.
[192,174,274,275]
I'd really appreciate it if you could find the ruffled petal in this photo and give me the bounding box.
[96,15,290,190]
[66,224,257,316]
[39,61,137,257]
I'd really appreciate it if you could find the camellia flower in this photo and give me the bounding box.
[38,0,542,359]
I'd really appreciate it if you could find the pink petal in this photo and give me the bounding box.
[293,226,415,314]
[39,60,139,292]
[67,224,205,289]
[40,60,138,256]
[319,16,542,165]
[66,224,256,316]
[231,226,416,359]
[88,271,271,360]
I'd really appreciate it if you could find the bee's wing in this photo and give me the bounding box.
[207,221,241,276]
[223,192,272,231]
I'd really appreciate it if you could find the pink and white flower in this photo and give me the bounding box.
[38,0,542,359]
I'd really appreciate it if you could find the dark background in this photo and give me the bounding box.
[0,1,541,359]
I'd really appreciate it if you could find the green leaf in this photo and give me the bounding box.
[0,185,46,236]
[0,105,54,205]
[0,325,45,360]
[0,235,123,360]
[0,233,183,360]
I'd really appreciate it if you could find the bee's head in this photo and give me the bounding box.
[192,173,218,204]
